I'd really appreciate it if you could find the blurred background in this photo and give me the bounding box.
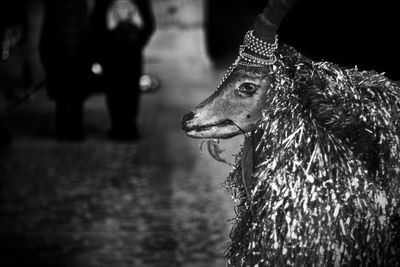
[0,0,398,266]
[0,0,247,266]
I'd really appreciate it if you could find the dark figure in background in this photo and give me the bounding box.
[89,0,155,141]
[40,0,89,141]
[1,0,28,147]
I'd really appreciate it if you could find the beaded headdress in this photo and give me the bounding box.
[239,0,299,67]
[217,0,299,89]
[238,30,278,67]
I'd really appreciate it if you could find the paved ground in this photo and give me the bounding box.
[0,26,243,267]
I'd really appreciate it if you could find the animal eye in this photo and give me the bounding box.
[235,83,259,96]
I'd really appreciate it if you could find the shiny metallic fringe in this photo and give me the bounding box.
[225,45,400,267]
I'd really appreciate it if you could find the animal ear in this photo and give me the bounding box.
[293,62,350,133]
[292,61,321,106]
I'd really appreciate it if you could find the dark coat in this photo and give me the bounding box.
[40,0,89,100]
[88,0,155,84]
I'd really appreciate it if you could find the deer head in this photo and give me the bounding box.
[182,66,273,139]
[182,0,299,139]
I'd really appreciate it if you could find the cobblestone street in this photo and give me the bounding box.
[0,3,243,266]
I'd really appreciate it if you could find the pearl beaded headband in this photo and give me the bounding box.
[239,30,278,67]
[215,31,279,91]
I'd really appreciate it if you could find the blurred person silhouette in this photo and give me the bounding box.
[89,0,155,141]
[1,0,29,147]
[40,0,89,141]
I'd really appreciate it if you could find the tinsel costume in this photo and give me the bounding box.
[225,44,400,266]
[180,0,400,265]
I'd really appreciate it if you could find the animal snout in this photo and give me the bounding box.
[181,111,195,131]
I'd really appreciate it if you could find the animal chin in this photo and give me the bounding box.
[185,120,242,139]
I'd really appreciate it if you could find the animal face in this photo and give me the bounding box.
[182,65,272,139]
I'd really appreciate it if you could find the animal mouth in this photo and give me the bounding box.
[183,119,242,139]
[189,119,233,131]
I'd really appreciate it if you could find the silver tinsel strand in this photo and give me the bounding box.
[225,45,400,266]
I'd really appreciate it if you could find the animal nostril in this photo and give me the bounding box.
[183,111,195,122]
[181,111,195,130]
